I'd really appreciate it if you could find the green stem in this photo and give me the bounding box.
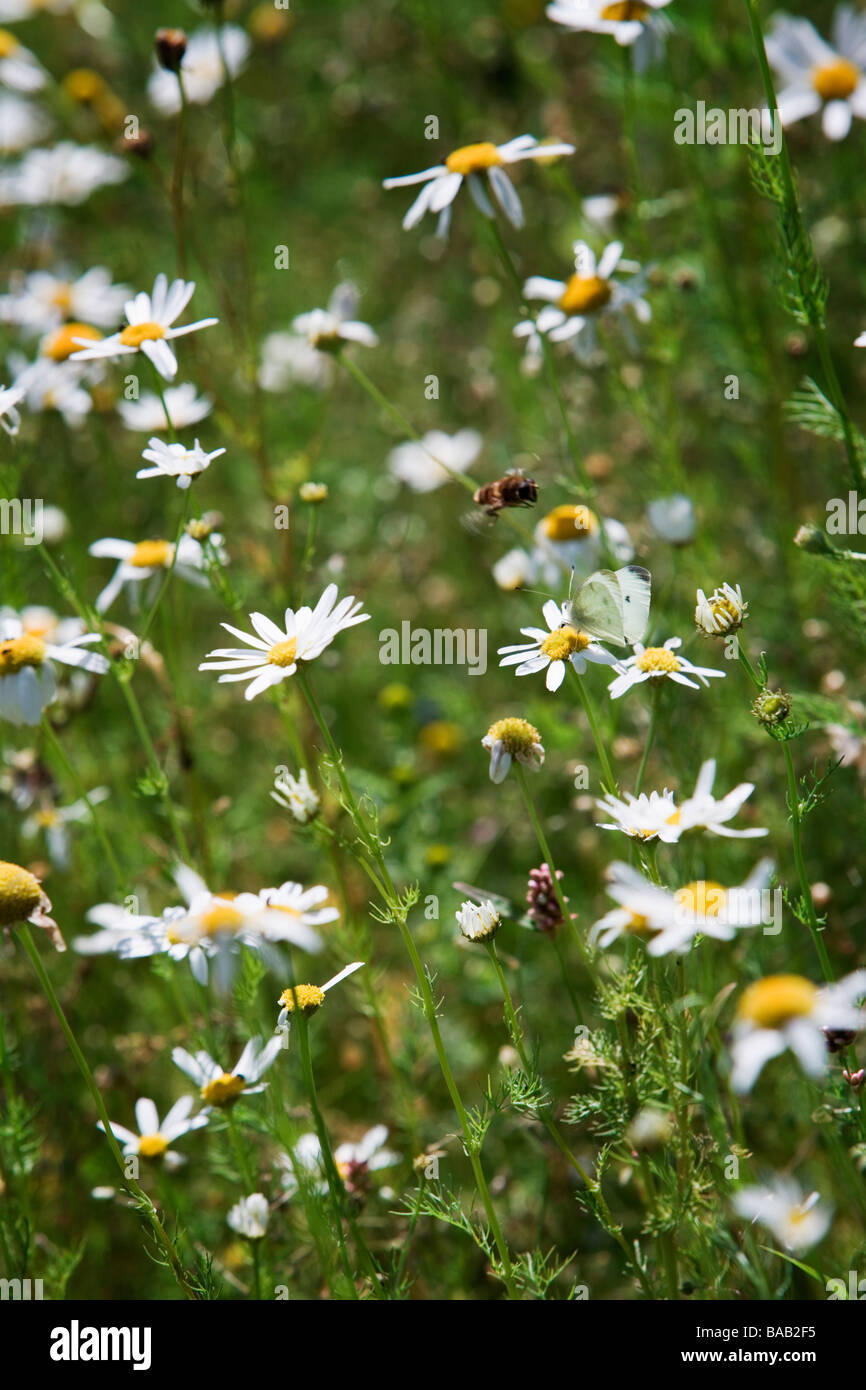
[570,665,618,795]
[40,715,124,890]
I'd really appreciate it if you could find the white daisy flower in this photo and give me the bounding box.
[532,503,634,582]
[607,636,725,699]
[117,383,213,432]
[0,379,23,434]
[481,715,545,783]
[256,881,339,936]
[523,240,651,364]
[0,92,50,153]
[547,0,673,70]
[89,533,211,613]
[492,547,534,591]
[0,266,130,335]
[596,787,681,842]
[0,28,46,91]
[646,494,696,545]
[856,330,866,348]
[227,1193,270,1240]
[22,787,109,868]
[512,318,545,376]
[278,1125,397,1198]
[276,961,365,1033]
[384,134,575,237]
[258,284,377,392]
[590,861,683,950]
[456,899,500,941]
[271,767,320,823]
[0,609,108,725]
[148,26,250,115]
[766,8,866,141]
[292,283,378,353]
[695,582,748,636]
[9,357,94,429]
[199,583,370,700]
[70,273,218,381]
[0,142,126,206]
[597,759,768,842]
[733,1177,832,1252]
[73,899,162,956]
[388,428,482,493]
[498,598,621,692]
[0,859,63,950]
[591,859,774,955]
[730,970,866,1093]
[276,1132,328,1196]
[137,436,224,490]
[173,1035,283,1109]
[97,1096,208,1170]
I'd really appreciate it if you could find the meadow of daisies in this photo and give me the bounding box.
[3,0,866,1306]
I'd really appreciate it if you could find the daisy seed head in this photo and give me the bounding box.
[0,861,43,925]
[752,688,792,727]
[737,975,818,1029]
[278,983,326,1015]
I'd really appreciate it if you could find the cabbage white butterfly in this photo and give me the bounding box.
[563,565,651,646]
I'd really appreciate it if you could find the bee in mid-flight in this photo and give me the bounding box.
[473,470,538,519]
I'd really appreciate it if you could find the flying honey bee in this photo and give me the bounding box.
[472,470,538,519]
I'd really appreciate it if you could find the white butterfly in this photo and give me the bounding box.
[563,565,651,645]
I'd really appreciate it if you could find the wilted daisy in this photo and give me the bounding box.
[22,787,109,868]
[227,1193,270,1240]
[522,241,650,363]
[597,759,767,842]
[388,429,482,493]
[0,142,126,206]
[766,8,866,141]
[136,437,225,489]
[730,970,866,1092]
[695,582,748,636]
[0,92,50,152]
[98,1096,208,1170]
[271,767,320,823]
[646,494,696,545]
[0,859,63,949]
[89,533,211,613]
[148,26,250,115]
[276,961,365,1032]
[70,273,218,381]
[733,1177,832,1252]
[0,28,46,91]
[0,266,130,336]
[607,636,725,700]
[199,584,370,700]
[117,383,213,432]
[498,599,621,692]
[482,716,545,783]
[173,1035,283,1109]
[0,609,108,725]
[456,899,500,941]
[384,134,575,236]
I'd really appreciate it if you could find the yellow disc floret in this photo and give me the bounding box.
[0,634,47,675]
[201,1073,246,1106]
[445,142,503,175]
[636,646,681,676]
[268,638,298,668]
[542,503,598,541]
[130,539,173,568]
[601,1,650,20]
[812,58,860,101]
[120,321,166,348]
[737,974,818,1029]
[541,625,591,662]
[485,716,541,756]
[138,1133,169,1159]
[675,880,727,918]
[42,322,102,361]
[279,983,326,1015]
[0,861,43,926]
[0,30,19,57]
[558,274,613,317]
[198,904,244,936]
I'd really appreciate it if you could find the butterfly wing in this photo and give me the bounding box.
[616,564,652,644]
[566,565,651,645]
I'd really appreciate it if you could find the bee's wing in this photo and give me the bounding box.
[452,882,518,918]
[460,509,495,534]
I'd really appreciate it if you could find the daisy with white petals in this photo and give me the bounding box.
[730,970,866,1093]
[276,961,365,1033]
[22,788,109,868]
[0,142,127,206]
[89,534,211,613]
[597,759,768,842]
[388,429,482,494]
[547,0,672,49]
[0,608,108,725]
[482,716,545,783]
[117,383,213,433]
[271,767,320,823]
[522,240,650,363]
[384,134,575,236]
[98,1096,208,1170]
[766,8,866,141]
[70,273,218,381]
[137,437,224,489]
[456,899,501,941]
[173,1035,283,1109]
[199,584,370,700]
[607,636,724,700]
[0,380,23,435]
[733,1178,832,1252]
[0,28,47,91]
[498,598,621,692]
[227,1193,270,1240]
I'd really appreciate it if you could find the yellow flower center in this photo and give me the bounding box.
[0,29,19,57]
[558,274,612,317]
[201,1073,246,1106]
[64,67,105,103]
[50,284,72,312]
[636,646,681,675]
[601,1,650,20]
[675,880,727,918]
[198,904,244,935]
[43,322,102,361]
[737,974,818,1030]
[812,58,860,101]
[541,625,591,662]
[35,809,59,828]
[268,638,298,668]
[0,634,46,675]
[130,539,173,568]
[0,861,43,926]
[445,142,503,175]
[138,1133,169,1159]
[624,911,652,935]
[279,983,326,1015]
[119,321,166,348]
[486,716,541,756]
[543,503,598,541]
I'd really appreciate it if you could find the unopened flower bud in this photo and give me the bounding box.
[823,1027,857,1054]
[155,28,187,72]
[455,898,500,942]
[752,688,792,728]
[794,524,836,557]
